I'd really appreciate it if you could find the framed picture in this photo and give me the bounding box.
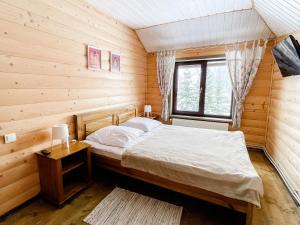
[87,45,101,70]
[110,52,121,72]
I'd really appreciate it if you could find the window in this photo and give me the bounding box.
[172,59,232,119]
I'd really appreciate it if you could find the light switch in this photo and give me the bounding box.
[4,133,17,144]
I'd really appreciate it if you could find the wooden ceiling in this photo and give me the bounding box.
[89,0,300,52]
[255,0,300,36]
[136,9,272,52]
[88,0,252,29]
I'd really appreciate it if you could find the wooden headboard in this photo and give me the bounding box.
[116,108,137,125]
[74,107,138,140]
[75,111,115,141]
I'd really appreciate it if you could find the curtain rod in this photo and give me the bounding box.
[176,55,225,62]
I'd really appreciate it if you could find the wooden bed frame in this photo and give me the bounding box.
[74,107,254,225]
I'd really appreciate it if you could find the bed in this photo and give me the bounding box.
[74,107,262,225]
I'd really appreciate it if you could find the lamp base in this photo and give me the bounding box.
[52,137,70,150]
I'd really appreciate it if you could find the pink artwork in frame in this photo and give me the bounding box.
[87,45,101,70]
[110,52,121,72]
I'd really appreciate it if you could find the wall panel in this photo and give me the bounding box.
[0,0,146,215]
[147,43,274,146]
[265,32,300,201]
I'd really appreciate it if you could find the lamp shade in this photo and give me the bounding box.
[52,124,69,140]
[144,105,152,113]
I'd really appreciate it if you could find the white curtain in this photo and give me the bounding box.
[225,40,268,128]
[156,50,176,121]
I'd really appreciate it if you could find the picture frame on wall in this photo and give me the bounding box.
[110,52,121,72]
[87,45,101,70]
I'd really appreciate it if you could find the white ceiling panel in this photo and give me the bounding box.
[136,9,273,52]
[254,0,300,36]
[89,0,252,29]
[88,0,285,52]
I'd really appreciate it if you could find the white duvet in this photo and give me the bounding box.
[121,125,263,207]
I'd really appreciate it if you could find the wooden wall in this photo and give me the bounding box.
[147,42,274,146]
[265,32,300,200]
[0,0,146,215]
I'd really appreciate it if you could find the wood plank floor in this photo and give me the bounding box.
[0,151,299,225]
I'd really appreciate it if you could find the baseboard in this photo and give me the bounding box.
[248,145,300,206]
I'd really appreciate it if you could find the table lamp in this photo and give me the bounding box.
[52,124,69,149]
[144,105,152,117]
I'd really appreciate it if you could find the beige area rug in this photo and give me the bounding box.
[83,187,183,225]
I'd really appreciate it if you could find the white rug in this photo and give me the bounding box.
[84,187,183,225]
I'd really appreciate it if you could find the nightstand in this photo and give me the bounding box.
[36,141,92,206]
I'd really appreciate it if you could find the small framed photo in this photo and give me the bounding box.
[110,52,121,72]
[87,45,101,70]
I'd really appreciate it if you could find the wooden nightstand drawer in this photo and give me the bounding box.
[36,141,91,206]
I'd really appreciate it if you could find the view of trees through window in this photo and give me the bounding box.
[204,62,232,117]
[176,65,201,112]
[173,59,232,118]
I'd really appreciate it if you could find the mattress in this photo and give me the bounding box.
[84,140,125,160]
[121,125,263,207]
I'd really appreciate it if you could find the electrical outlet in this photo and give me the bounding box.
[4,133,17,144]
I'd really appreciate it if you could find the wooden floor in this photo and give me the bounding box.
[0,151,299,225]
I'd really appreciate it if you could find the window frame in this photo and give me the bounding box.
[172,59,233,120]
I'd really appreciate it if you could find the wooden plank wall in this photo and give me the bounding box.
[147,42,274,146]
[0,0,146,215]
[265,32,300,199]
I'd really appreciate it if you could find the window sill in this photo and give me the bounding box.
[170,115,232,124]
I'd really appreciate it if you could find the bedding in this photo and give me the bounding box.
[85,125,163,160]
[120,117,162,132]
[84,140,124,160]
[121,125,263,207]
[86,125,143,148]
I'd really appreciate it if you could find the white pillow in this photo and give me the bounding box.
[120,117,162,132]
[86,125,144,148]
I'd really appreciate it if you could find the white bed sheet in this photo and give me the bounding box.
[84,125,163,160]
[121,125,263,207]
[84,124,263,207]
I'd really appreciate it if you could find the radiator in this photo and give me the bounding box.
[172,118,229,131]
